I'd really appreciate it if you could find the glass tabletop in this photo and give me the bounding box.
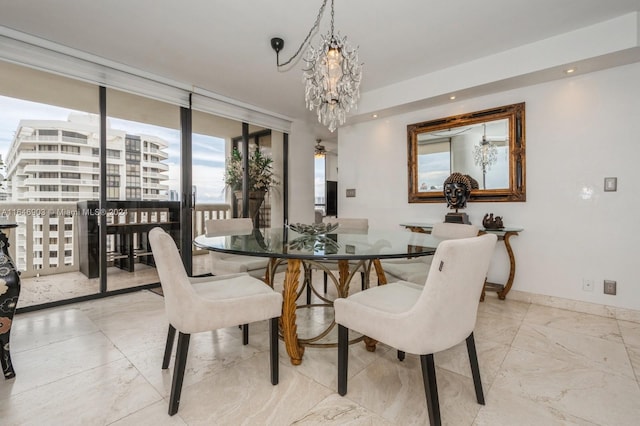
[194,227,443,261]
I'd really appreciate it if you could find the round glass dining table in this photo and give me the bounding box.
[194,227,442,365]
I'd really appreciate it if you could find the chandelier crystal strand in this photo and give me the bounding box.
[473,141,498,171]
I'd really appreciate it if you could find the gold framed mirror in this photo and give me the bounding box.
[408,102,526,203]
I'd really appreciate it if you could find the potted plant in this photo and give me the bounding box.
[225,147,279,225]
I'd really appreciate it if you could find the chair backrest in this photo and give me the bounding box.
[325,217,368,232]
[409,234,497,353]
[148,227,199,332]
[431,222,479,239]
[205,218,253,237]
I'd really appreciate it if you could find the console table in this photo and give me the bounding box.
[400,222,523,300]
[0,223,20,379]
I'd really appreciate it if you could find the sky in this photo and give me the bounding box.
[0,95,227,203]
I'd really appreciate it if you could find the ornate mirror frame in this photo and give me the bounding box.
[407,102,526,203]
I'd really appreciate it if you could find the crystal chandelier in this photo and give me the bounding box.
[473,124,498,189]
[271,0,362,132]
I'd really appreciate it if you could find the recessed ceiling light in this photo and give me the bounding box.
[565,68,576,74]
[449,95,456,100]
[372,114,378,118]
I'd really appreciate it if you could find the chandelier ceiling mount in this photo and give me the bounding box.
[270,0,362,132]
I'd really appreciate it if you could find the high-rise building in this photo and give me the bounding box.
[3,113,171,271]
[4,113,170,202]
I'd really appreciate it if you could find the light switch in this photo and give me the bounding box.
[346,188,356,197]
[604,177,617,192]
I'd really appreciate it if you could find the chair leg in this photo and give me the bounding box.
[397,350,405,361]
[162,325,176,370]
[420,354,440,426]
[323,271,328,293]
[242,324,249,345]
[466,332,485,405]
[338,324,349,396]
[168,332,190,416]
[306,267,312,305]
[360,271,365,290]
[269,317,279,385]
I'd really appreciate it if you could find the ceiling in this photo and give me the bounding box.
[1,0,639,141]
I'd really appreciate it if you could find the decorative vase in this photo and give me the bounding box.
[0,224,20,379]
[234,190,266,228]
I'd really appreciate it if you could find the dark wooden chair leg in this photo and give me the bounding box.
[397,350,405,361]
[162,325,176,369]
[338,324,349,396]
[306,267,312,304]
[242,324,249,345]
[168,332,190,416]
[323,271,328,293]
[420,354,441,426]
[361,271,365,290]
[269,317,279,385]
[466,332,485,404]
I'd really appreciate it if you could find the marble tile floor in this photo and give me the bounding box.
[2,271,640,425]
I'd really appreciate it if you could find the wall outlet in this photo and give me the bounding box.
[582,279,594,292]
[604,280,617,295]
[346,188,356,197]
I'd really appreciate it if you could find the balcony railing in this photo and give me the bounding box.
[0,201,231,279]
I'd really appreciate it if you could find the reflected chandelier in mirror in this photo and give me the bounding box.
[407,103,526,203]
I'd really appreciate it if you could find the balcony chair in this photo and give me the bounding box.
[148,227,282,415]
[335,234,497,426]
[381,222,479,285]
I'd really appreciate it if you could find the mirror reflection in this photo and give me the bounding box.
[408,103,526,203]
[417,119,509,191]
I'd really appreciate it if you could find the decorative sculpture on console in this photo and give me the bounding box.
[443,173,478,224]
[482,213,504,229]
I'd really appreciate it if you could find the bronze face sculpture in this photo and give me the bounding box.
[444,173,473,211]
[443,173,476,224]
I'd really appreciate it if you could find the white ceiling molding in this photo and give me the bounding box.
[0,26,292,133]
[355,12,640,119]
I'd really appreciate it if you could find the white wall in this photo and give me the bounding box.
[288,120,316,225]
[337,62,640,310]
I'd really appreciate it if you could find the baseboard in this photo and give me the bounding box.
[501,289,640,323]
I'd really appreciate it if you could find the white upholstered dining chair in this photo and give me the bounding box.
[317,217,369,295]
[204,218,271,279]
[381,222,479,285]
[148,227,282,415]
[335,234,497,426]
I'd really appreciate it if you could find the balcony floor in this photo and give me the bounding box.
[17,253,211,309]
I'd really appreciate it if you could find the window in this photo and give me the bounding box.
[39,185,59,191]
[61,160,79,167]
[107,175,119,187]
[61,145,80,154]
[106,149,120,159]
[92,148,99,156]
[40,159,59,165]
[61,185,79,192]
[61,172,80,179]
[125,136,141,152]
[38,144,58,151]
[39,172,59,178]
[61,130,87,144]
[38,129,58,140]
[126,152,141,162]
